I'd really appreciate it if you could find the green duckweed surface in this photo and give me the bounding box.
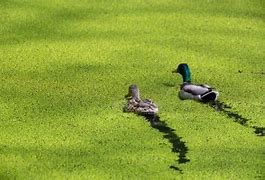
[0,0,264,179]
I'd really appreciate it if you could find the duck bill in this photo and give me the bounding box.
[172,69,178,73]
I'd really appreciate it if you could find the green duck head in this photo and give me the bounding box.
[125,84,140,100]
[172,63,191,83]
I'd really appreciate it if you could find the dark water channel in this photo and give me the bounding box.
[210,101,264,137]
[143,114,190,173]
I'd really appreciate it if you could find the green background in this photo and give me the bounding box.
[0,0,264,179]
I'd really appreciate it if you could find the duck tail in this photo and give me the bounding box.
[200,91,219,102]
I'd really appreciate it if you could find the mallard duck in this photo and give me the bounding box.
[124,85,158,115]
[172,63,219,102]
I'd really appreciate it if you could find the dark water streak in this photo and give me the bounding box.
[210,101,264,137]
[143,114,190,173]
[253,126,265,136]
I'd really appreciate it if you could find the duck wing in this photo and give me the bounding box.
[182,84,211,95]
[198,84,214,89]
[125,98,158,114]
[180,83,219,102]
[139,99,159,114]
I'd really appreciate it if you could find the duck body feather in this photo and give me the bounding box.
[125,98,158,115]
[181,83,212,95]
[173,63,219,102]
[179,82,219,102]
[124,85,158,115]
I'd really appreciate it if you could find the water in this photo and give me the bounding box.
[253,126,265,136]
[143,114,190,173]
[210,101,264,137]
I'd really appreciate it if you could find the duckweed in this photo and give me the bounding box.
[0,0,264,179]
